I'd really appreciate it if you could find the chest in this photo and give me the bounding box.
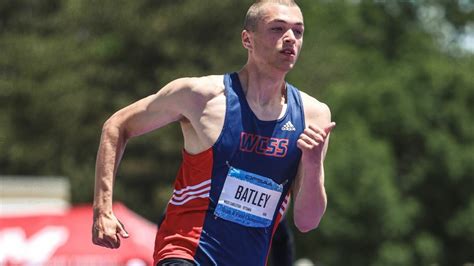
[214,95,304,187]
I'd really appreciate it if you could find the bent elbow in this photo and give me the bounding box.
[103,114,123,130]
[101,116,131,143]
[294,218,321,233]
[294,204,326,233]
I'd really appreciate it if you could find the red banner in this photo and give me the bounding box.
[0,203,156,266]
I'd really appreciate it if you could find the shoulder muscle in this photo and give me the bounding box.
[299,91,331,127]
[108,75,224,138]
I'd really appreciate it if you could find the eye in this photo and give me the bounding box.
[271,27,283,32]
[293,29,303,36]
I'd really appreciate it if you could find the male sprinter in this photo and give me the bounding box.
[92,1,335,265]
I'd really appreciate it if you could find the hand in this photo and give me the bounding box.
[92,210,129,249]
[297,122,336,160]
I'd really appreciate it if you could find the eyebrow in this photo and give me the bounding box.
[270,19,304,26]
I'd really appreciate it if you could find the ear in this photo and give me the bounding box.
[241,30,252,50]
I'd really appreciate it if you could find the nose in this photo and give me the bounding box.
[283,29,296,44]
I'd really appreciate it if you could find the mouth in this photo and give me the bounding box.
[280,48,296,56]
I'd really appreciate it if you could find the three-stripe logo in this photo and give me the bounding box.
[281,121,296,131]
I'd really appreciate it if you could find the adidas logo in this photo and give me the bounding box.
[281,121,296,131]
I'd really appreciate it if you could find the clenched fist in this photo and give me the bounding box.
[92,210,129,249]
[297,122,336,160]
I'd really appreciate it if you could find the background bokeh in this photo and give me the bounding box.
[1,0,473,265]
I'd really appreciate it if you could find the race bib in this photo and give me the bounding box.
[214,167,283,228]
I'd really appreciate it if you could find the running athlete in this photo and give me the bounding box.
[92,1,335,265]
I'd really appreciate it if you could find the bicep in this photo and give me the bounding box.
[108,79,193,138]
[306,102,331,131]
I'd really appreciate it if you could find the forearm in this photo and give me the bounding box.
[293,160,327,232]
[93,120,128,214]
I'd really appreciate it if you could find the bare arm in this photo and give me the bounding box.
[92,78,197,248]
[292,95,335,232]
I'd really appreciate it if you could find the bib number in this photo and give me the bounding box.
[214,167,283,228]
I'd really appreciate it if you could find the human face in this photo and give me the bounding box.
[246,4,304,73]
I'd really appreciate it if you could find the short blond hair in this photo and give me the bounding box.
[244,0,299,32]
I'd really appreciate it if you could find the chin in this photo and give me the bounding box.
[277,64,296,72]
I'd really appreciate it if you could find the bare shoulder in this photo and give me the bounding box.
[169,75,226,153]
[193,74,225,94]
[171,74,224,98]
[299,90,331,125]
[154,74,225,114]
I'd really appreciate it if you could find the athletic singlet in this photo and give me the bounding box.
[153,72,305,266]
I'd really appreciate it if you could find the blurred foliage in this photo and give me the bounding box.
[1,0,473,265]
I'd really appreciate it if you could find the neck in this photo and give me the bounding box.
[238,64,287,106]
